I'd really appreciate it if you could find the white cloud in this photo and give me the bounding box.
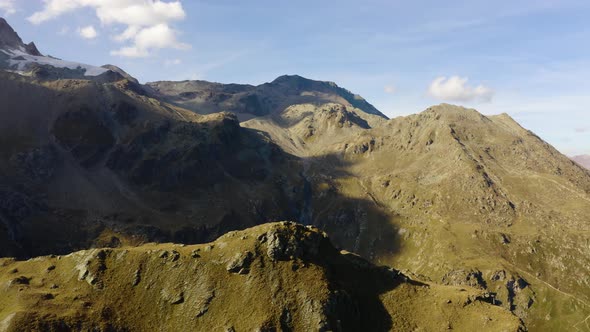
[29,0,188,57]
[428,76,494,102]
[0,0,16,15]
[111,23,190,58]
[78,25,98,39]
[384,85,396,94]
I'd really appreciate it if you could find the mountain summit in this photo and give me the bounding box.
[0,17,40,55]
[0,18,121,80]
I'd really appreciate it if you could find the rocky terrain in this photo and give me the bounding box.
[572,155,590,170]
[0,222,522,332]
[0,18,589,331]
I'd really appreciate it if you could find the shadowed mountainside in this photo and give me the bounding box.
[0,70,318,260]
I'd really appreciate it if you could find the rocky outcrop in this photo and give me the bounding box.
[264,221,324,260]
[442,269,487,289]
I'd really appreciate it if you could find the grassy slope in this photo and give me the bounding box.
[244,103,590,330]
[0,222,521,332]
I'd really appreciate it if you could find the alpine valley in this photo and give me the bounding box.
[0,17,589,332]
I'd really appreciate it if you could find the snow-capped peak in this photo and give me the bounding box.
[1,17,109,78]
[1,47,109,77]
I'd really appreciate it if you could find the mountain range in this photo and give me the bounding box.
[1,17,589,331]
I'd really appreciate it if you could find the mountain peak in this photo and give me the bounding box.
[0,17,43,56]
[267,74,387,118]
[101,64,139,84]
[0,18,119,79]
[419,103,492,124]
[270,74,337,89]
[24,41,42,56]
[0,17,25,51]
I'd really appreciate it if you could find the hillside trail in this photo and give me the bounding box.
[496,254,590,331]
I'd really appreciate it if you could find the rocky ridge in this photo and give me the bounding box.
[0,222,522,332]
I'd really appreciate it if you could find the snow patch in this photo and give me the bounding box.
[1,48,108,77]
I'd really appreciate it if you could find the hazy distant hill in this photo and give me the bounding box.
[572,154,590,169]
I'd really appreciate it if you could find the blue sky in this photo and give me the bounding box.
[2,0,589,155]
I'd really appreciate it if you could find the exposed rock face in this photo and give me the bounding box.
[265,221,324,260]
[442,269,487,289]
[225,250,254,273]
[0,222,522,332]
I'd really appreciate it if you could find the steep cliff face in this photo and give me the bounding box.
[0,222,522,332]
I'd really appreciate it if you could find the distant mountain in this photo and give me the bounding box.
[572,154,590,169]
[0,18,128,81]
[146,74,387,120]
